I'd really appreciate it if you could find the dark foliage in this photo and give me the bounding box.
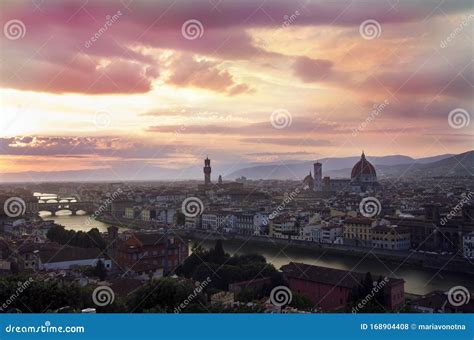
[47,225,106,249]
[176,240,278,291]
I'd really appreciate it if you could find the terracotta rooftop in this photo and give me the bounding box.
[412,291,474,313]
[344,217,374,225]
[281,262,403,289]
[39,246,105,263]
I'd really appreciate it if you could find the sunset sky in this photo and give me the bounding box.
[0,0,472,179]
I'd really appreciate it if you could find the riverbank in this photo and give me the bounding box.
[48,214,474,295]
[95,215,153,230]
[95,216,474,276]
[175,229,474,276]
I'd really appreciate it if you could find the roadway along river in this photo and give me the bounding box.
[46,213,474,296]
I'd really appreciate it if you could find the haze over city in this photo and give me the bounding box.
[1,0,472,182]
[0,0,473,328]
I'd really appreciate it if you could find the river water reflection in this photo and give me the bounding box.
[46,214,474,295]
[193,238,474,295]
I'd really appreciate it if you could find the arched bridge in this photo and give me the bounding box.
[28,198,95,216]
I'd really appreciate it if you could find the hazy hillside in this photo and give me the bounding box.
[0,152,467,183]
[327,152,473,179]
[225,153,459,180]
[406,151,474,177]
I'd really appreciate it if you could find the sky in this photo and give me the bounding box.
[0,0,473,180]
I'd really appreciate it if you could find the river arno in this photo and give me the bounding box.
[41,212,112,232]
[47,214,474,295]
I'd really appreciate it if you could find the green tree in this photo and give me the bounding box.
[94,260,107,281]
[191,243,205,255]
[290,292,313,310]
[214,240,225,258]
[176,252,203,278]
[0,275,96,313]
[177,240,277,292]
[128,277,206,312]
[362,272,374,296]
[237,288,260,302]
[46,225,106,249]
[176,211,186,226]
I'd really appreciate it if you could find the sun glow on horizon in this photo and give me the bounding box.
[0,0,472,178]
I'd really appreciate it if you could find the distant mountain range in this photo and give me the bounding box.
[0,151,472,183]
[225,151,473,180]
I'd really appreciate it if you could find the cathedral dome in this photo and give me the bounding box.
[351,152,376,179]
[303,172,314,189]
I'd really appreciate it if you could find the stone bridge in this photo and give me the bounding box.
[28,200,95,216]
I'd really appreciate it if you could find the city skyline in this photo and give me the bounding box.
[0,0,473,180]
[1,1,474,332]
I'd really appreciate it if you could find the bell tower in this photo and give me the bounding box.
[204,157,211,185]
[313,161,322,191]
